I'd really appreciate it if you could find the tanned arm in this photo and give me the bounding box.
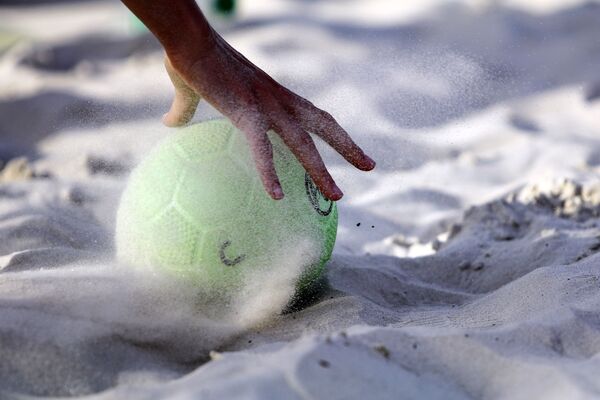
[121,0,375,201]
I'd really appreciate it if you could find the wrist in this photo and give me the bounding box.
[164,23,219,68]
[123,0,219,65]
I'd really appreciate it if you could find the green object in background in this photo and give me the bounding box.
[213,0,236,15]
[116,119,337,297]
[128,0,237,34]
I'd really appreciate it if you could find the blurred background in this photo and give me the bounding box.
[1,0,600,256]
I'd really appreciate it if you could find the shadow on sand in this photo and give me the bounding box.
[0,90,167,159]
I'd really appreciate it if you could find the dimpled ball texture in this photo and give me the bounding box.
[115,119,337,297]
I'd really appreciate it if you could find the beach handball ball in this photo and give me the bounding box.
[115,119,337,296]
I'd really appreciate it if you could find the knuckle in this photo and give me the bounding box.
[319,110,336,123]
[294,94,313,108]
[231,109,261,129]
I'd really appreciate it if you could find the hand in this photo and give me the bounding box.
[163,34,375,201]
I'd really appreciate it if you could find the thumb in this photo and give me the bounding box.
[162,56,202,127]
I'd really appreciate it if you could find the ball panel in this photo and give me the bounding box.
[192,225,279,292]
[174,160,255,226]
[226,125,254,166]
[323,204,339,257]
[198,228,252,271]
[296,203,338,290]
[115,204,148,267]
[148,207,201,268]
[125,142,187,219]
[172,120,233,161]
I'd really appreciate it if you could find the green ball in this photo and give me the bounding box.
[115,119,337,296]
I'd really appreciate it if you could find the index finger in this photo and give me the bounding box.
[294,101,375,171]
[274,115,343,201]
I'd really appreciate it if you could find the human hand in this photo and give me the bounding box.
[163,34,375,201]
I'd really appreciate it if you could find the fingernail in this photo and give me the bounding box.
[332,186,343,200]
[365,155,376,169]
[273,185,284,200]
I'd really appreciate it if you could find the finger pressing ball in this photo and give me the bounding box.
[115,119,337,300]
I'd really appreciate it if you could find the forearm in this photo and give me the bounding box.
[121,0,217,60]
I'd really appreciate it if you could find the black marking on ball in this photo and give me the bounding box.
[219,240,246,266]
[304,172,333,216]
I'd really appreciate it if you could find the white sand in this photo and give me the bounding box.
[1,0,600,398]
